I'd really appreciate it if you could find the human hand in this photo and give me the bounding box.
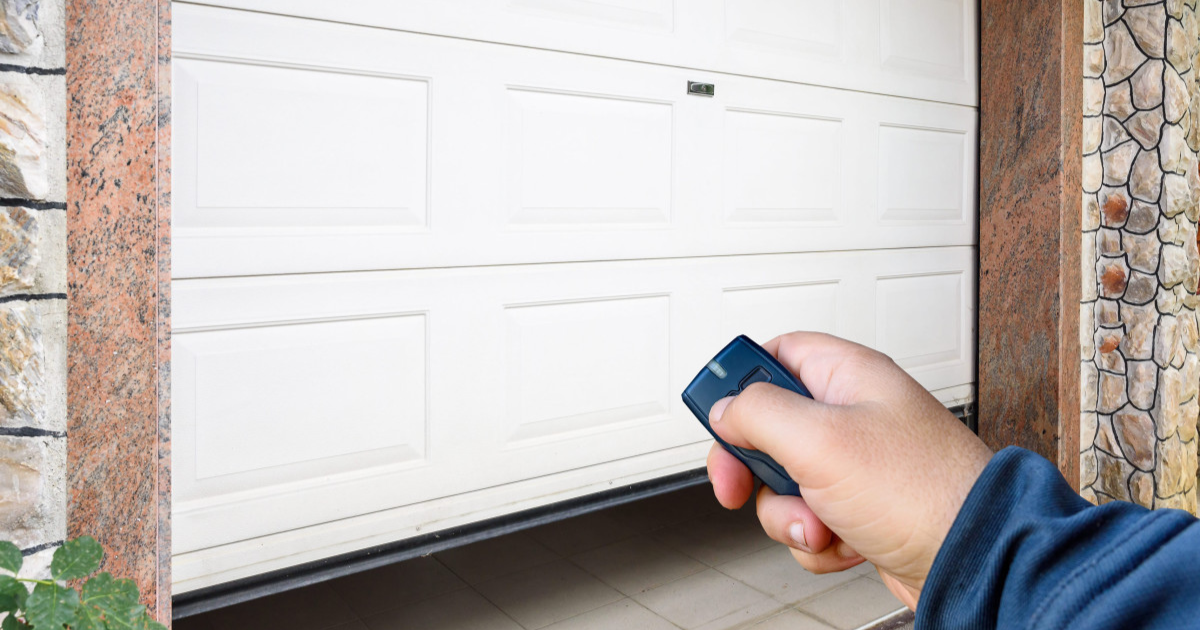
[705,332,992,610]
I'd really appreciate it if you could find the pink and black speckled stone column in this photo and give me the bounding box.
[65,0,170,622]
[978,0,1083,488]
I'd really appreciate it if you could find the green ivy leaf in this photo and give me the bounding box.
[0,574,28,613]
[0,543,22,575]
[73,572,141,630]
[137,617,168,630]
[79,573,138,615]
[126,610,166,630]
[1,614,31,630]
[51,537,103,581]
[25,582,79,629]
[71,601,105,630]
[102,603,146,630]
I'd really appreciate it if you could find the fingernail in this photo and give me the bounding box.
[788,522,811,552]
[710,397,734,423]
[836,540,857,559]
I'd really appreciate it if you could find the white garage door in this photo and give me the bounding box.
[171,1,978,592]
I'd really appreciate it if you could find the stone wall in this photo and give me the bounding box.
[1081,0,1200,512]
[0,0,66,576]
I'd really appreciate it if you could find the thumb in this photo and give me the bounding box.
[708,382,849,490]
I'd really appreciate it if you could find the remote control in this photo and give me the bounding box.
[682,335,811,497]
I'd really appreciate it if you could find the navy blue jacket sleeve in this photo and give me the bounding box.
[915,447,1200,630]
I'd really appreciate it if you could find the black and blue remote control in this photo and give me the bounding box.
[682,335,812,497]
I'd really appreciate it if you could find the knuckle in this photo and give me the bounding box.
[842,345,897,377]
[846,344,884,364]
[777,330,811,345]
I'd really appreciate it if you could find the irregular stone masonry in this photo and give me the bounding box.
[0,0,66,578]
[1082,0,1200,512]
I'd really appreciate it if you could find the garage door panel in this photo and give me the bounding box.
[174,315,428,507]
[504,295,672,444]
[722,281,842,344]
[175,58,430,231]
[177,1,974,106]
[174,5,975,278]
[875,270,971,390]
[723,108,842,224]
[511,0,675,32]
[172,270,694,551]
[173,247,973,554]
[725,0,844,59]
[880,0,966,81]
[171,1,978,585]
[878,124,969,223]
[506,88,674,227]
[190,319,425,480]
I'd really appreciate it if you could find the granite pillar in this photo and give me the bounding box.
[978,0,1083,488]
[65,0,170,622]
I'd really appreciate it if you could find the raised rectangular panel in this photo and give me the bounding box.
[509,0,673,31]
[722,281,839,344]
[880,0,966,80]
[876,272,962,369]
[725,109,841,223]
[878,125,965,222]
[178,315,426,480]
[507,88,673,226]
[725,0,841,56]
[504,295,670,443]
[180,58,428,228]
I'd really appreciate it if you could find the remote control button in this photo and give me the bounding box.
[738,366,772,390]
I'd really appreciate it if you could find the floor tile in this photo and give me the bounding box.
[527,509,639,557]
[652,509,775,567]
[633,568,772,629]
[717,545,857,605]
[435,531,559,585]
[746,609,835,630]
[693,598,783,630]
[853,563,886,583]
[854,559,892,585]
[541,599,678,630]
[474,559,624,629]
[202,583,355,630]
[797,577,905,630]
[362,588,521,630]
[850,562,879,577]
[328,555,466,617]
[570,535,706,595]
